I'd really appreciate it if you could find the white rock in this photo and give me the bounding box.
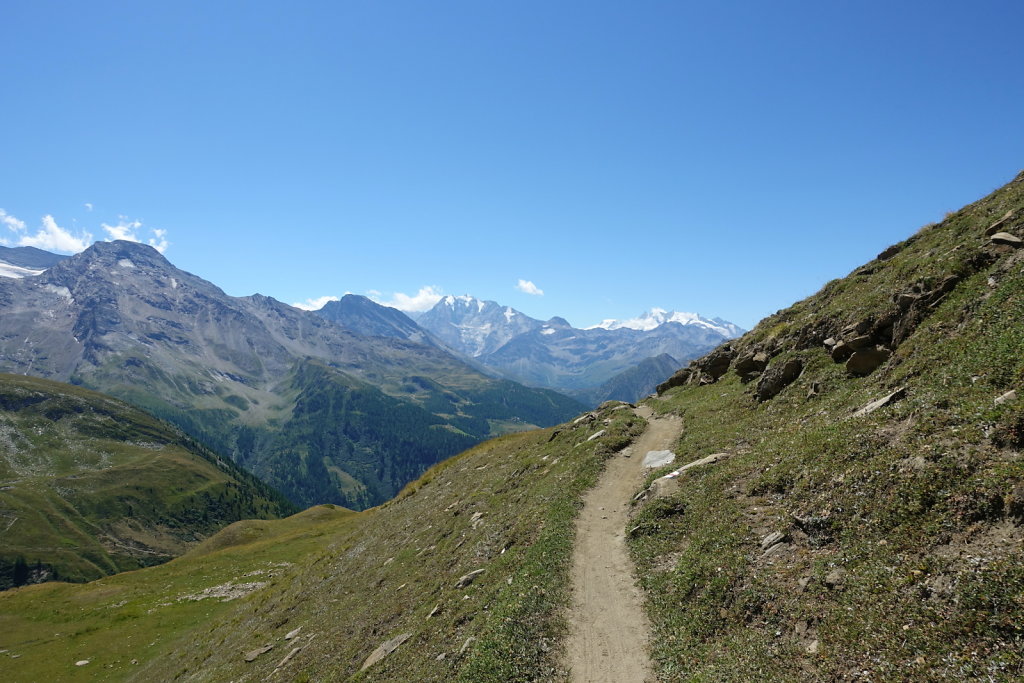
[995,390,1017,406]
[642,450,676,468]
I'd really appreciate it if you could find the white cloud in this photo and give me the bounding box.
[102,217,143,241]
[291,295,341,311]
[18,215,93,253]
[516,279,544,296]
[148,228,170,254]
[102,217,169,253]
[372,285,444,312]
[1,209,26,233]
[84,203,93,211]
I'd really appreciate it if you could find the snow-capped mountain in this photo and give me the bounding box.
[416,297,744,403]
[415,294,543,357]
[0,245,68,279]
[588,308,744,337]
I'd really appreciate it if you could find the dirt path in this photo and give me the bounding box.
[565,406,682,682]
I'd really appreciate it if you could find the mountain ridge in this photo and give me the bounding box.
[0,241,583,509]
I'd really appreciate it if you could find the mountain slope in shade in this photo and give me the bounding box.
[0,373,295,588]
[314,294,438,345]
[577,352,680,405]
[0,245,69,279]
[0,241,583,509]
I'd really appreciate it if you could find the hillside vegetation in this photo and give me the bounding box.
[2,172,1022,681]
[0,402,643,681]
[0,374,294,588]
[631,171,1024,680]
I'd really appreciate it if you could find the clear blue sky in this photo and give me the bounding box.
[2,1,1022,330]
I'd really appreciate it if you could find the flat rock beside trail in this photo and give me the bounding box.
[642,449,676,468]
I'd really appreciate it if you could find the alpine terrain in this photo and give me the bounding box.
[413,295,744,403]
[0,241,583,509]
[0,170,1022,682]
[0,373,294,588]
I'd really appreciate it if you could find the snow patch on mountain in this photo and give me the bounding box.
[587,308,742,337]
[0,262,45,279]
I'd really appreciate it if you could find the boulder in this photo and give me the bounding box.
[734,351,769,379]
[656,367,692,394]
[830,341,854,363]
[995,390,1018,406]
[876,243,903,261]
[703,346,736,380]
[846,347,891,376]
[824,568,847,589]
[244,645,275,663]
[455,569,485,589]
[760,531,788,550]
[990,232,1022,247]
[755,358,804,402]
[846,335,875,352]
[895,292,919,311]
[361,633,412,671]
[851,387,907,417]
[841,321,871,337]
[985,210,1016,236]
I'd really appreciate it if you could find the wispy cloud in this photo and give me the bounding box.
[1,209,171,255]
[102,217,170,253]
[102,217,143,241]
[372,285,444,312]
[291,295,342,311]
[148,228,169,253]
[1,209,26,233]
[18,215,94,253]
[516,279,544,296]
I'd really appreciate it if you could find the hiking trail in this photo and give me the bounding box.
[566,405,681,682]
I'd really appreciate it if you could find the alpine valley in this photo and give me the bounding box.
[0,241,586,511]
[1,171,1022,682]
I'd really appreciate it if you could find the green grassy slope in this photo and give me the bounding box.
[85,354,584,512]
[631,171,1024,680]
[0,374,295,588]
[0,402,642,681]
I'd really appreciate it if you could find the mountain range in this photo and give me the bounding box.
[2,170,1021,681]
[322,293,744,404]
[0,241,582,509]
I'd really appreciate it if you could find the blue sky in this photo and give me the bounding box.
[2,1,1022,330]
